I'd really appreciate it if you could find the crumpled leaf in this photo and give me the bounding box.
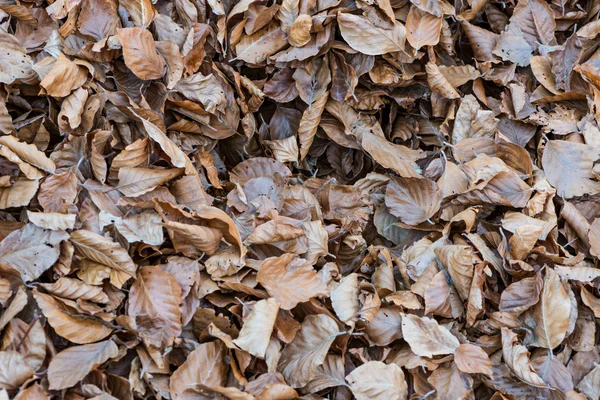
[277,314,339,388]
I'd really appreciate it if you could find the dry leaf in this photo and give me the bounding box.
[346,361,408,400]
[454,343,492,376]
[257,253,328,310]
[118,27,166,80]
[48,340,118,390]
[386,177,441,225]
[277,314,339,388]
[401,313,459,357]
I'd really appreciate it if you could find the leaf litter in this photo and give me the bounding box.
[0,0,599,399]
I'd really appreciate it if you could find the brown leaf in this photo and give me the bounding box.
[454,343,492,376]
[0,351,34,390]
[501,328,546,387]
[346,361,408,400]
[401,313,459,357]
[337,12,406,55]
[48,340,118,390]
[0,224,68,282]
[33,290,113,344]
[170,341,228,399]
[70,229,136,278]
[530,268,571,349]
[40,54,88,97]
[233,298,279,358]
[386,177,441,225]
[128,266,182,349]
[299,91,328,160]
[257,253,328,310]
[542,140,600,198]
[277,314,339,388]
[288,14,312,47]
[406,6,443,50]
[117,27,166,80]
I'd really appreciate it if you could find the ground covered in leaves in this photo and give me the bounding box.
[2,0,600,399]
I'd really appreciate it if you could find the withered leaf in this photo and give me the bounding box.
[118,27,166,80]
[277,314,339,388]
[48,340,118,390]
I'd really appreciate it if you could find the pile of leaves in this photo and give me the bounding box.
[3,0,600,398]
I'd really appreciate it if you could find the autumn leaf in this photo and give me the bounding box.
[277,314,339,388]
[257,253,328,310]
[48,340,118,390]
[401,313,460,357]
[118,27,166,80]
[346,361,408,400]
[454,343,492,376]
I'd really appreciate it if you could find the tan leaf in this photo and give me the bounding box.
[277,0,299,32]
[499,273,542,313]
[108,138,149,182]
[118,0,156,27]
[117,27,166,80]
[452,95,498,144]
[0,31,33,84]
[330,273,359,325]
[48,340,118,390]
[235,22,288,64]
[590,218,600,258]
[70,230,136,277]
[0,351,33,390]
[118,167,183,197]
[406,6,442,50]
[0,178,39,210]
[363,307,403,346]
[401,313,459,357]
[0,224,68,282]
[299,91,328,160]
[501,328,545,386]
[386,177,441,225]
[162,220,222,256]
[128,266,182,348]
[170,341,228,399]
[33,291,113,344]
[454,343,492,376]
[577,364,600,400]
[360,122,424,178]
[510,0,556,50]
[39,277,109,303]
[302,220,329,265]
[530,268,571,349]
[233,298,279,358]
[289,14,312,47]
[0,135,55,174]
[439,65,480,88]
[277,314,339,388]
[337,12,406,55]
[2,319,46,372]
[27,211,76,231]
[427,62,460,99]
[257,253,328,310]
[434,245,474,301]
[38,170,78,213]
[542,140,600,198]
[264,135,299,163]
[40,54,88,98]
[110,210,164,246]
[304,355,347,393]
[13,383,48,400]
[174,73,227,115]
[346,361,408,400]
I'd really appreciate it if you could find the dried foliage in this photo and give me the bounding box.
[0,0,600,399]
